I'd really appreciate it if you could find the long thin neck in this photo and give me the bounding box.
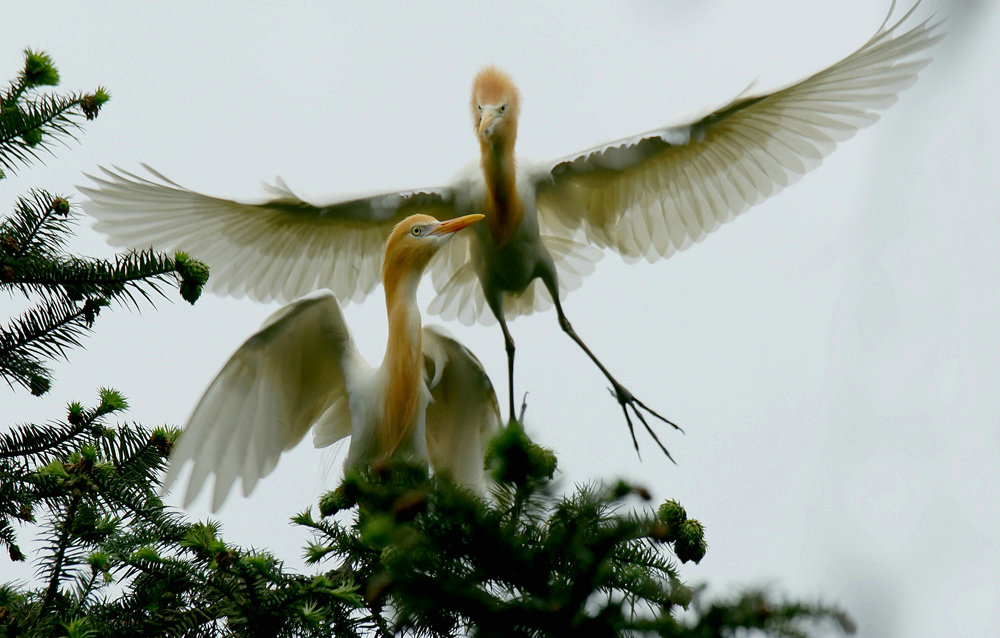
[379,270,424,458]
[480,138,522,246]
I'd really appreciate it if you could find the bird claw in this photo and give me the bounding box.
[608,382,682,463]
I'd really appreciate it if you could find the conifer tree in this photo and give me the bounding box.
[1,50,855,636]
[1,49,362,637]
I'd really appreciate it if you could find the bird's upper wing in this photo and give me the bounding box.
[531,3,941,262]
[163,290,366,511]
[81,165,459,303]
[421,325,502,494]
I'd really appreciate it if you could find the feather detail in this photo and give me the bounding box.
[532,2,941,263]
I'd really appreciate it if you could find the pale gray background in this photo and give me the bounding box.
[3,1,997,635]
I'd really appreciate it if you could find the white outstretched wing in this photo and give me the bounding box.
[532,2,941,262]
[163,290,366,511]
[81,165,459,303]
[421,325,502,494]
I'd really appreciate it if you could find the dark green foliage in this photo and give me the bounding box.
[678,588,857,638]
[1,396,366,637]
[294,437,850,637]
[657,499,687,543]
[484,419,557,489]
[0,48,364,637]
[20,50,60,89]
[0,190,209,395]
[175,252,211,304]
[0,50,209,396]
[0,408,859,637]
[1,48,108,176]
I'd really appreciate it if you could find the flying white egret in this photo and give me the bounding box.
[163,213,500,511]
[83,3,940,457]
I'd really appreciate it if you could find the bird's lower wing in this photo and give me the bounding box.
[80,164,458,303]
[163,290,365,511]
[422,325,502,493]
[532,2,941,263]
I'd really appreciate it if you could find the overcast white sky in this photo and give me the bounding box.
[3,1,997,635]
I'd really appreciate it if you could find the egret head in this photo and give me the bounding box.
[471,67,520,144]
[383,213,484,286]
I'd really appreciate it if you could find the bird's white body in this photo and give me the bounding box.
[338,304,432,471]
[441,159,571,321]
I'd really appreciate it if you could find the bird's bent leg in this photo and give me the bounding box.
[552,296,682,460]
[499,314,517,422]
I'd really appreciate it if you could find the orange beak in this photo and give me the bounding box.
[478,110,498,136]
[432,213,485,235]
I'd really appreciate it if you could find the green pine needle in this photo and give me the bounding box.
[22,49,60,88]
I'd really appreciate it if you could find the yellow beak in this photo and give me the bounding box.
[432,213,485,235]
[478,110,498,136]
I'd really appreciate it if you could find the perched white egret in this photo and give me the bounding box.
[83,3,940,457]
[163,213,499,511]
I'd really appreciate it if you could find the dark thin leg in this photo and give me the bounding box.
[553,296,683,461]
[498,313,517,422]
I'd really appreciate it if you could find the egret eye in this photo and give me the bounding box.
[499,104,507,113]
[411,226,422,237]
[477,104,482,112]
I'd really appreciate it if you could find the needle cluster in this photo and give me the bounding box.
[0,49,108,179]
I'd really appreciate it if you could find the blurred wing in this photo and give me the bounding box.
[163,290,366,511]
[81,164,459,303]
[421,325,502,493]
[533,3,941,262]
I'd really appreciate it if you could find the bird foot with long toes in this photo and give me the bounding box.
[608,381,683,462]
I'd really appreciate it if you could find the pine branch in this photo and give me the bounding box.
[0,420,88,470]
[0,297,100,392]
[67,569,101,618]
[0,401,107,464]
[1,193,209,394]
[4,49,59,104]
[9,251,179,307]
[0,190,73,258]
[0,518,26,562]
[0,48,109,175]
[38,491,83,620]
[0,350,49,396]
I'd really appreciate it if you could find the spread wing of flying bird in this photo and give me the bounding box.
[84,165,458,304]
[531,3,940,264]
